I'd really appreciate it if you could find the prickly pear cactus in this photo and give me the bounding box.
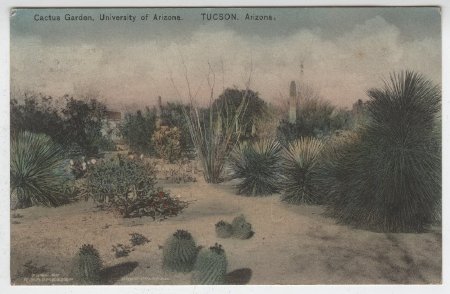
[231,214,253,239]
[215,220,233,238]
[191,243,228,285]
[162,230,198,272]
[72,244,103,285]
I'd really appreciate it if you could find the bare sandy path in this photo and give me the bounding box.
[10,178,441,285]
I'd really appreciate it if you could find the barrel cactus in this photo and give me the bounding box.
[231,215,253,239]
[162,230,198,272]
[215,220,233,238]
[191,243,228,285]
[72,244,103,285]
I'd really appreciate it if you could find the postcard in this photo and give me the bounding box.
[9,6,441,285]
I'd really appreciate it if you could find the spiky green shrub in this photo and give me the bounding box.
[162,230,198,272]
[280,137,324,204]
[72,244,103,285]
[10,131,69,209]
[191,243,227,285]
[231,215,253,239]
[321,71,441,232]
[229,139,282,196]
[215,220,233,238]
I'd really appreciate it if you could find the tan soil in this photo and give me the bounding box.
[10,178,441,285]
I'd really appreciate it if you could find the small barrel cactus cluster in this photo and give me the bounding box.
[215,220,233,238]
[162,230,198,272]
[191,243,228,285]
[215,215,254,239]
[72,244,103,285]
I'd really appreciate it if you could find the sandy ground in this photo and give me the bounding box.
[10,178,441,285]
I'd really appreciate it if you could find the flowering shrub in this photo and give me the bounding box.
[152,126,182,163]
[83,155,188,219]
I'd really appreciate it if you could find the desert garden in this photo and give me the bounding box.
[10,71,441,285]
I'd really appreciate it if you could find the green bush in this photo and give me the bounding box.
[10,131,70,209]
[120,108,157,155]
[191,243,228,285]
[277,97,353,144]
[215,220,233,238]
[72,244,103,285]
[11,94,113,156]
[162,230,198,272]
[152,126,182,163]
[231,215,253,239]
[280,137,324,204]
[160,102,194,154]
[321,71,441,232]
[229,139,282,196]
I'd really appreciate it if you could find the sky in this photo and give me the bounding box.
[10,7,441,110]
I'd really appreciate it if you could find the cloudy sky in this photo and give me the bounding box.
[10,7,441,109]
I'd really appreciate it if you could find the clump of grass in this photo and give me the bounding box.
[10,131,69,209]
[229,139,282,196]
[321,71,441,232]
[280,137,324,204]
[129,233,150,246]
[112,244,133,258]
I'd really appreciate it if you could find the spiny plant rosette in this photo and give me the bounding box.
[72,244,103,285]
[191,243,228,285]
[229,139,282,196]
[215,220,233,238]
[321,71,441,232]
[10,131,70,209]
[162,230,198,272]
[280,137,324,204]
[231,215,254,239]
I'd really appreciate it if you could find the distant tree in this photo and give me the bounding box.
[211,88,268,140]
[277,97,353,144]
[61,96,108,156]
[160,102,194,153]
[10,94,66,144]
[120,107,157,155]
[11,93,111,156]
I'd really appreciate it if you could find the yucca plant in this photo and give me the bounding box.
[280,137,324,204]
[229,139,282,196]
[321,71,441,232]
[10,131,68,209]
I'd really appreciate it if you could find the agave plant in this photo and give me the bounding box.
[229,139,282,196]
[10,131,68,208]
[321,71,441,232]
[281,137,324,204]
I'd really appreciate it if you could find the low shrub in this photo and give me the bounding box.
[83,155,188,219]
[229,139,282,196]
[112,244,132,258]
[10,131,71,209]
[152,126,182,163]
[129,233,150,246]
[280,137,324,204]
